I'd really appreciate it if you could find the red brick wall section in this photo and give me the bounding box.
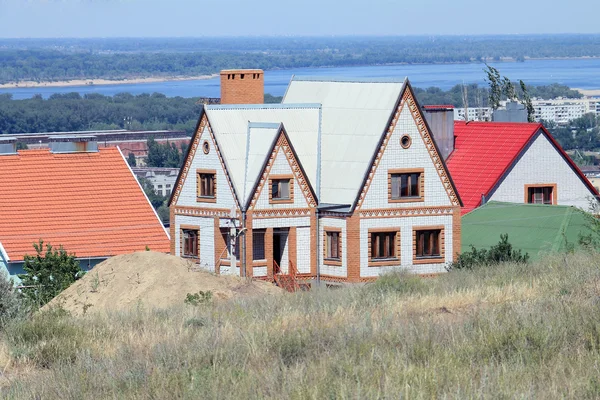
[220,69,264,105]
[452,206,462,262]
[289,227,297,272]
[346,213,361,283]
[266,228,274,278]
[214,217,226,275]
[310,210,317,276]
[170,207,176,255]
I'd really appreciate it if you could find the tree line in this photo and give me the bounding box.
[3,35,600,83]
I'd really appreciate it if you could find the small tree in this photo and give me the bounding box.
[0,271,26,328]
[519,80,536,122]
[484,65,502,110]
[127,152,137,167]
[18,240,83,308]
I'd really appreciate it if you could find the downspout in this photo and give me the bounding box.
[241,210,247,278]
[316,208,320,287]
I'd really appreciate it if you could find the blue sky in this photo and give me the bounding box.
[0,0,598,38]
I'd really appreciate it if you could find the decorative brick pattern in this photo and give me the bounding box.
[319,217,348,278]
[296,226,312,274]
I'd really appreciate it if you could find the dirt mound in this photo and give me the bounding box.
[44,251,281,316]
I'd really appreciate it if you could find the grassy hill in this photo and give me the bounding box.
[2,252,600,398]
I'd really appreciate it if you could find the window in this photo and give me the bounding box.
[370,232,397,259]
[415,229,442,259]
[182,229,199,258]
[527,185,554,205]
[389,169,424,202]
[157,185,163,196]
[270,176,293,203]
[253,229,266,261]
[325,230,341,260]
[221,228,240,260]
[166,184,172,194]
[197,170,216,201]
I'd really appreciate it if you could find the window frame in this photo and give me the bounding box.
[180,226,199,259]
[252,229,267,263]
[196,169,217,203]
[388,168,424,203]
[219,228,241,266]
[524,183,557,205]
[413,226,445,264]
[323,227,342,266]
[368,228,401,267]
[269,174,294,204]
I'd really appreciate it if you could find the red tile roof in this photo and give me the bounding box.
[0,147,169,261]
[447,121,598,215]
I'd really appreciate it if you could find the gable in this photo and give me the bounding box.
[489,132,598,211]
[356,86,461,210]
[249,132,317,210]
[171,114,239,211]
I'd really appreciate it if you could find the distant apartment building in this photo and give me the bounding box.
[454,107,492,122]
[132,167,179,197]
[531,98,600,125]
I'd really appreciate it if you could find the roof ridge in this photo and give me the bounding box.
[206,103,321,110]
[292,76,407,84]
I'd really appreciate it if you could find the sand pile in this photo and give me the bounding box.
[45,251,281,316]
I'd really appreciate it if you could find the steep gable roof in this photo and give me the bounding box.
[283,76,406,205]
[447,121,598,214]
[0,147,169,261]
[205,104,321,206]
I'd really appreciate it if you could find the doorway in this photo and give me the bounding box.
[272,228,289,275]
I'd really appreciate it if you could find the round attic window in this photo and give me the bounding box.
[401,135,412,149]
[202,140,210,154]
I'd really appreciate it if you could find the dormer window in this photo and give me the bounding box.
[269,175,294,204]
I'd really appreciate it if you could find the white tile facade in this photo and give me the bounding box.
[177,126,238,211]
[174,215,215,272]
[360,215,453,277]
[296,226,311,274]
[319,217,348,278]
[254,145,312,210]
[361,105,454,209]
[490,132,595,211]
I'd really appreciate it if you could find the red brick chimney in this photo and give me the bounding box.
[220,69,264,104]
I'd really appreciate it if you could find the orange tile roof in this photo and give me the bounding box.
[0,147,170,261]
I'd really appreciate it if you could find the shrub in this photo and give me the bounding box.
[18,240,83,308]
[184,291,213,306]
[0,270,26,328]
[449,233,529,270]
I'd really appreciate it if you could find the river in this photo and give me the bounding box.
[2,58,600,100]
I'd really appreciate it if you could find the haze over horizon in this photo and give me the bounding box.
[0,0,599,38]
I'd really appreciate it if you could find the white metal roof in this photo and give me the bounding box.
[205,104,321,206]
[244,123,280,206]
[283,77,406,205]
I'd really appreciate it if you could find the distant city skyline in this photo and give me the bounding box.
[0,0,599,38]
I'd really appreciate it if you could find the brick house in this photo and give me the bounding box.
[445,121,599,214]
[0,136,170,282]
[169,73,462,283]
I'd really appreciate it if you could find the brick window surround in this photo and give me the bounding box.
[180,225,200,259]
[388,168,425,203]
[413,226,445,264]
[219,228,240,266]
[252,229,266,261]
[525,183,557,205]
[323,227,342,266]
[269,175,294,204]
[368,227,401,267]
[197,169,217,203]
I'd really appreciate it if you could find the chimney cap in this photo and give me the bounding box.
[220,69,264,74]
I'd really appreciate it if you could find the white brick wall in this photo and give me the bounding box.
[490,132,595,210]
[254,145,311,209]
[252,217,311,229]
[296,226,311,274]
[253,266,268,277]
[361,105,453,210]
[177,126,237,211]
[319,217,348,278]
[174,215,215,272]
[359,215,453,277]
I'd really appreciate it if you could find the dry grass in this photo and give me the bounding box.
[3,251,600,398]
